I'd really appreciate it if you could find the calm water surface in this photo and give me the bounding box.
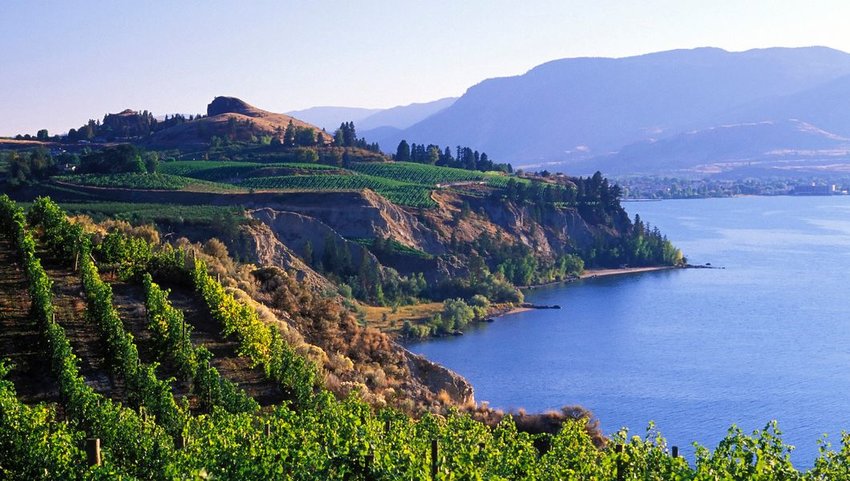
[409,196,850,466]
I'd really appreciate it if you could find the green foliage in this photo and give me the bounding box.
[32,200,188,436]
[44,201,244,227]
[5,148,56,187]
[57,172,237,191]
[143,273,258,413]
[78,144,145,174]
[349,161,488,186]
[193,260,317,405]
[239,174,436,207]
[438,298,476,333]
[97,230,152,280]
[159,160,336,180]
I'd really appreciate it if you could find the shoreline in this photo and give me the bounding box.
[497,265,678,317]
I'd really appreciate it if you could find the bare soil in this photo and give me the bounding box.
[159,283,285,406]
[0,238,59,403]
[38,249,127,403]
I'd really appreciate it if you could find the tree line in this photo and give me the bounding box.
[395,139,512,173]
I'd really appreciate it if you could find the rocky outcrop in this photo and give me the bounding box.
[403,348,474,406]
[248,208,377,269]
[207,96,255,117]
[238,222,334,292]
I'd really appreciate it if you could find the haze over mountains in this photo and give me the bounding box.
[288,97,456,133]
[315,47,850,177]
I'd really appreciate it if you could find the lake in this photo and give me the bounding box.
[409,195,850,466]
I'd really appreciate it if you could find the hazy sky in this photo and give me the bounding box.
[3,0,849,136]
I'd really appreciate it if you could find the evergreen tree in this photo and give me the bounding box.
[284,120,296,147]
[395,140,411,161]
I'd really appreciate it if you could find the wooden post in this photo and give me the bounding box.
[431,439,438,480]
[615,444,624,481]
[384,418,390,435]
[175,435,187,450]
[672,445,679,458]
[86,438,101,467]
[264,423,271,437]
[365,450,374,479]
[207,360,212,411]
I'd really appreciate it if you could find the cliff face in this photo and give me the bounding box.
[404,349,475,406]
[238,221,334,292]
[242,189,618,283]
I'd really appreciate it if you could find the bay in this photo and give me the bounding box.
[408,195,850,466]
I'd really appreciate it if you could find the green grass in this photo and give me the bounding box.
[56,173,239,192]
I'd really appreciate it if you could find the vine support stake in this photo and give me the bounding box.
[264,423,271,437]
[672,445,679,458]
[615,444,624,481]
[175,435,187,450]
[431,439,438,480]
[365,450,374,479]
[86,438,101,467]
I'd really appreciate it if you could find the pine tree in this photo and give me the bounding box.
[395,140,411,161]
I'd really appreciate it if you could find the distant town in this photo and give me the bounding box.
[617,176,850,200]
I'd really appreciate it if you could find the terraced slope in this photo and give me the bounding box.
[38,248,126,402]
[154,283,285,407]
[0,238,59,403]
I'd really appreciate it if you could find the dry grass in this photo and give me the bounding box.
[359,302,444,331]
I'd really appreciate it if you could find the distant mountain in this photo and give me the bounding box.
[370,47,850,171]
[358,97,456,131]
[716,73,850,137]
[580,119,850,175]
[285,106,381,132]
[289,97,456,137]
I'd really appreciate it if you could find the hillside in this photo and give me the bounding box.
[366,46,850,171]
[148,96,325,147]
[285,106,382,131]
[584,119,850,175]
[291,97,457,133]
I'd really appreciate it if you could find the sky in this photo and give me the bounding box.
[2,0,850,136]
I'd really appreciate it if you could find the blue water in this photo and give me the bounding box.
[409,196,850,467]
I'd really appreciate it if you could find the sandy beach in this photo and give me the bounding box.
[495,266,677,317]
[580,265,675,278]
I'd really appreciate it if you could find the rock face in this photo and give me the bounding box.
[249,207,378,270]
[238,222,334,292]
[207,96,256,117]
[403,348,474,405]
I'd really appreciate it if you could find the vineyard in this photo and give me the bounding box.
[159,161,337,181]
[56,173,239,192]
[3,195,850,479]
[238,174,436,208]
[50,158,539,209]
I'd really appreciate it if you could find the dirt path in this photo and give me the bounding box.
[39,250,126,403]
[109,279,196,407]
[163,283,284,406]
[0,239,59,404]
